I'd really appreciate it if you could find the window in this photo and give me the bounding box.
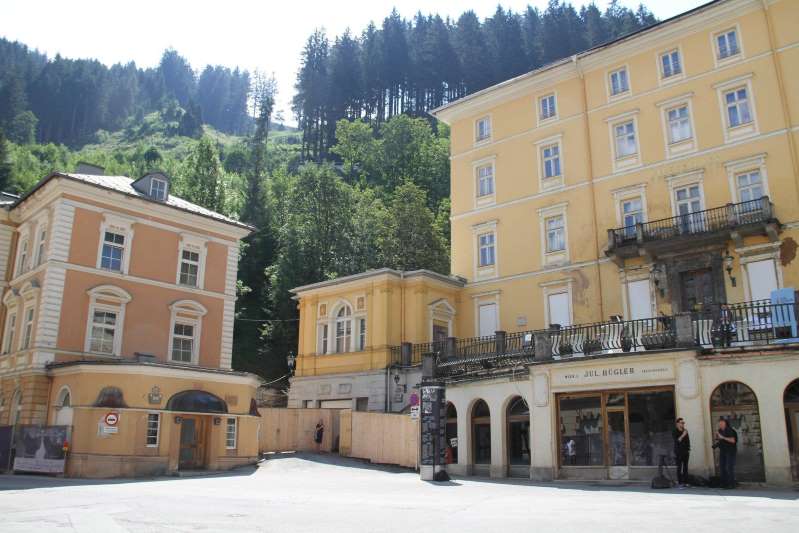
[171,322,195,363]
[559,395,601,465]
[317,324,329,354]
[20,307,34,350]
[89,309,117,354]
[627,279,652,320]
[356,318,366,351]
[3,312,16,354]
[660,49,682,79]
[478,303,498,337]
[146,413,160,447]
[149,178,167,201]
[475,116,491,142]
[621,197,644,238]
[335,306,352,353]
[724,87,752,128]
[746,259,778,301]
[34,228,47,267]
[614,120,637,158]
[476,164,494,198]
[667,105,692,144]
[17,239,28,275]
[542,143,561,179]
[736,170,763,203]
[100,231,125,272]
[225,418,237,449]
[547,291,571,327]
[609,68,629,96]
[179,248,200,287]
[716,29,740,60]
[545,215,565,253]
[539,94,557,121]
[478,232,495,267]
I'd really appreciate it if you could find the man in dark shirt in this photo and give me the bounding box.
[716,417,738,489]
[672,418,691,487]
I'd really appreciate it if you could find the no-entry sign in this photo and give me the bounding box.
[104,412,119,426]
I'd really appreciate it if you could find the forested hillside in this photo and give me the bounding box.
[0,1,658,381]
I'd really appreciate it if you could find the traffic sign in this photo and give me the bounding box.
[104,412,119,426]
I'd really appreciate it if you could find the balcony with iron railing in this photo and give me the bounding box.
[607,197,780,259]
[391,297,799,381]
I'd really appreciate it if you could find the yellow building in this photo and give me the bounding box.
[292,0,799,485]
[0,165,261,477]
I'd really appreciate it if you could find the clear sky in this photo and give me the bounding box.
[1,0,707,124]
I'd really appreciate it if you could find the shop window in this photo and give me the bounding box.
[784,380,799,481]
[507,397,530,467]
[471,400,491,465]
[710,382,765,482]
[146,413,160,447]
[226,418,237,449]
[94,386,128,408]
[559,395,603,466]
[628,390,675,466]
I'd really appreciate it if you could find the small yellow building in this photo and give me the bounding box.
[0,167,261,477]
[291,0,799,485]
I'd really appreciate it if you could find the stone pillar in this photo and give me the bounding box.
[530,371,554,481]
[401,342,412,366]
[489,398,506,478]
[757,383,793,485]
[445,337,457,359]
[674,313,695,348]
[534,331,552,361]
[495,330,506,356]
[419,353,447,481]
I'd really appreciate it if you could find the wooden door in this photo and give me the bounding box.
[179,416,207,469]
[680,268,715,311]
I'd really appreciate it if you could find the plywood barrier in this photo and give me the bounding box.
[258,408,341,453]
[345,411,419,469]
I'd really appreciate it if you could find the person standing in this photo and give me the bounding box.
[314,420,325,452]
[716,417,738,489]
[672,418,691,488]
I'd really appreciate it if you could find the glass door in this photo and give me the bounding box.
[675,184,703,234]
[607,410,628,466]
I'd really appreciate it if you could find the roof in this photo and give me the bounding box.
[430,0,723,121]
[46,358,261,381]
[14,172,255,232]
[291,268,466,295]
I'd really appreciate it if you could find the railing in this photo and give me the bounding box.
[390,341,446,367]
[609,197,773,249]
[692,300,799,347]
[550,316,675,358]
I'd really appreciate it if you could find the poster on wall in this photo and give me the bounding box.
[0,426,13,472]
[13,425,69,474]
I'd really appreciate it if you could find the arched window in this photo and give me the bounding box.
[94,386,128,408]
[55,386,73,426]
[446,402,458,463]
[10,388,22,425]
[710,381,765,482]
[166,390,228,414]
[168,300,207,364]
[85,285,132,356]
[507,396,530,473]
[784,379,799,481]
[57,388,71,408]
[471,399,491,467]
[335,305,353,353]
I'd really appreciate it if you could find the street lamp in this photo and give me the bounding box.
[393,373,400,385]
[286,351,296,375]
[723,250,737,287]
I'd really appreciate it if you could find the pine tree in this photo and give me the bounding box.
[182,136,224,212]
[0,130,12,192]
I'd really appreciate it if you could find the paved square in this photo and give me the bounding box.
[0,454,797,532]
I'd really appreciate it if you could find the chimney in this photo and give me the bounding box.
[75,162,105,175]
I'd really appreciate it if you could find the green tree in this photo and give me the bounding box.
[0,130,12,192]
[180,136,224,211]
[330,119,378,183]
[7,111,37,144]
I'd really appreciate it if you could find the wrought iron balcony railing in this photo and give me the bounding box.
[608,196,776,254]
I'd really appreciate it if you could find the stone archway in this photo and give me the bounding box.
[710,381,765,482]
[784,379,799,481]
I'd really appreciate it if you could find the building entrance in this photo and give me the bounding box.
[179,416,207,470]
[557,387,675,479]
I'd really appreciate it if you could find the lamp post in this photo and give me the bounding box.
[723,250,737,287]
[286,351,296,375]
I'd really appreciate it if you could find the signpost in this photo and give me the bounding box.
[419,352,448,481]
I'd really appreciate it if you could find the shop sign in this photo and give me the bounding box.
[13,425,68,474]
[552,360,674,387]
[410,405,420,420]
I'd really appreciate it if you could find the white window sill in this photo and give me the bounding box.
[715,54,742,68]
[608,91,631,103]
[541,176,564,191]
[475,195,496,208]
[725,122,757,143]
[659,73,685,86]
[473,138,492,148]
[666,138,696,158]
[613,155,641,172]
[537,115,558,127]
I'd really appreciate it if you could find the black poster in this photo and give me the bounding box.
[13,425,69,474]
[0,426,12,472]
[420,385,446,467]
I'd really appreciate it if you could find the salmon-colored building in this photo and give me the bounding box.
[0,166,261,477]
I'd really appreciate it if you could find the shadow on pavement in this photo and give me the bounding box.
[263,451,414,475]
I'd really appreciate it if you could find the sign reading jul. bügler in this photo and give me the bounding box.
[552,361,674,387]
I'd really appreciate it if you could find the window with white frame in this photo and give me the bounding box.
[226,417,237,448]
[660,49,682,79]
[547,291,571,327]
[89,309,118,354]
[317,323,329,354]
[716,29,740,60]
[356,317,366,351]
[621,197,644,238]
[478,302,498,337]
[666,105,692,144]
[476,163,494,198]
[179,248,201,287]
[724,87,752,128]
[614,120,637,159]
[34,226,47,267]
[100,231,126,272]
[16,238,28,276]
[146,413,160,446]
[171,322,195,363]
[3,311,16,354]
[609,67,629,96]
[478,232,495,267]
[539,94,557,121]
[545,215,565,253]
[736,170,764,203]
[334,306,352,353]
[149,178,167,201]
[541,143,561,179]
[20,307,34,350]
[475,116,491,142]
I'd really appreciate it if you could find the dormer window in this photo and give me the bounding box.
[150,178,167,201]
